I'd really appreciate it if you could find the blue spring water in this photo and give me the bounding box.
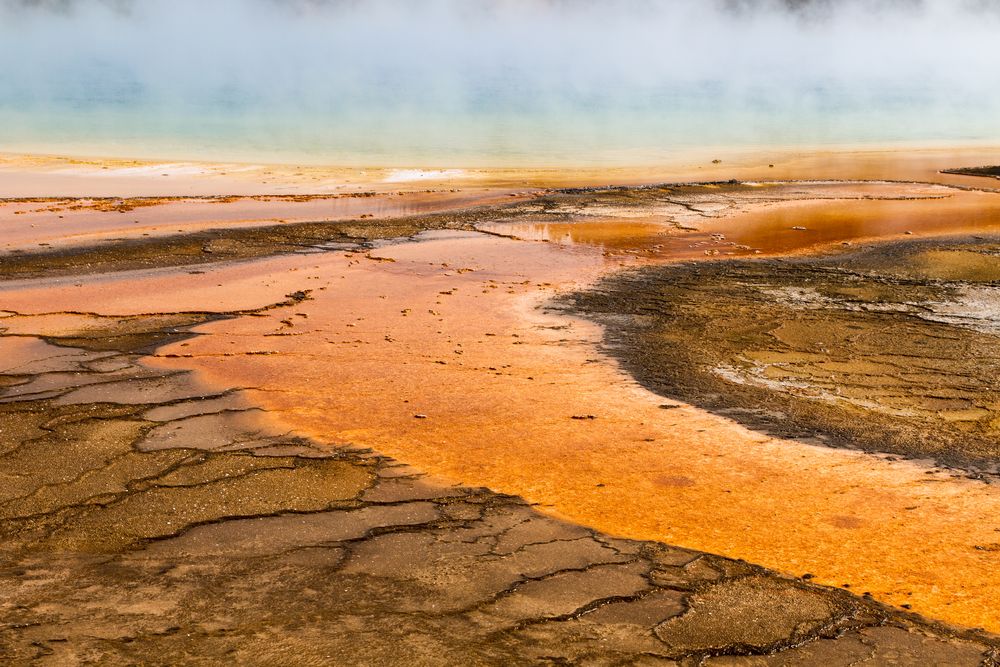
[1,1,998,165]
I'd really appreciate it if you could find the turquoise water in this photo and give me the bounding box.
[2,1,998,166]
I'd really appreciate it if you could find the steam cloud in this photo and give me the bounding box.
[1,0,998,163]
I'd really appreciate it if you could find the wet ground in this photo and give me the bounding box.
[568,237,1000,474]
[4,166,1000,663]
[1,301,996,666]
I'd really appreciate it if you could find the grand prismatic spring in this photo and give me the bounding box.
[3,1,1000,665]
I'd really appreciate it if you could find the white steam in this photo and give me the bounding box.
[0,0,998,164]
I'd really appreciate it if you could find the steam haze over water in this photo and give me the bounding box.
[1,0,998,165]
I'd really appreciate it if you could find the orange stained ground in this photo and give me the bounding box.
[4,143,1000,197]
[0,189,529,253]
[483,186,1000,261]
[5,168,1000,633]
[715,189,1000,257]
[7,217,1000,633]
[150,233,1000,633]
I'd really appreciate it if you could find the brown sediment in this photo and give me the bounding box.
[0,179,980,281]
[479,183,1000,262]
[3,302,993,665]
[566,236,1000,473]
[5,175,1000,656]
[0,189,528,255]
[112,229,1000,633]
[0,181,767,278]
[0,200,543,281]
[942,166,1000,181]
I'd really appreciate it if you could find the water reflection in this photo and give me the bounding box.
[481,188,1000,261]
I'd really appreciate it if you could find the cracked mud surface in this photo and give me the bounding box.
[1,312,997,665]
[5,178,1000,663]
[569,236,1000,475]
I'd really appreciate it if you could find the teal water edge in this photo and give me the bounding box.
[2,0,998,166]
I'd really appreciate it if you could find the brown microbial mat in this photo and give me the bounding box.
[4,170,1000,663]
[569,237,1000,472]
[0,295,996,665]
